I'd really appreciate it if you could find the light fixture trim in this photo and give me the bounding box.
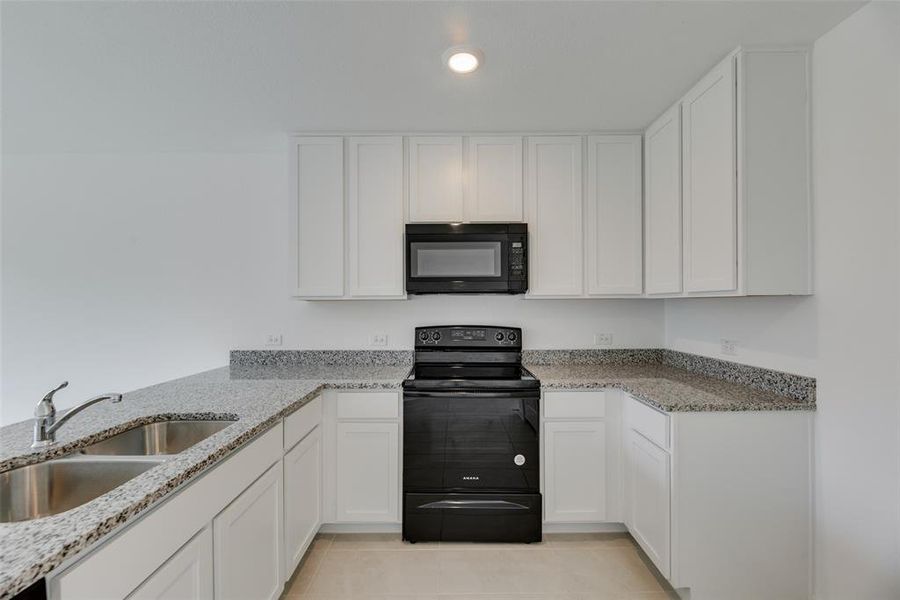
[443,46,483,74]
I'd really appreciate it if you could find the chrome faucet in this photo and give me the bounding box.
[32,381,123,449]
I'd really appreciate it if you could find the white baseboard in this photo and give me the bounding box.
[542,522,628,534]
[319,522,403,534]
[318,521,628,535]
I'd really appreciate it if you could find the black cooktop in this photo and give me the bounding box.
[404,325,540,393]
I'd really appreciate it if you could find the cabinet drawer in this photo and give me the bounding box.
[285,395,322,450]
[625,396,670,449]
[544,390,606,419]
[337,391,399,420]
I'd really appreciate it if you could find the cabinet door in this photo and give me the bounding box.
[290,136,344,298]
[544,421,606,522]
[645,105,683,295]
[347,136,404,297]
[408,136,464,222]
[465,136,523,221]
[682,56,738,293]
[586,135,643,295]
[627,430,671,578]
[525,136,584,296]
[214,462,283,600]
[284,427,322,578]
[336,422,399,522]
[127,527,213,600]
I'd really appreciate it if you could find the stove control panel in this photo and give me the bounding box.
[415,326,521,348]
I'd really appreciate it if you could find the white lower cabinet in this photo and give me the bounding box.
[284,426,322,576]
[126,527,213,600]
[335,421,400,522]
[213,462,284,600]
[544,420,607,522]
[626,429,671,578]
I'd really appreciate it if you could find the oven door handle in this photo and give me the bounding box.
[403,390,539,399]
[416,499,530,511]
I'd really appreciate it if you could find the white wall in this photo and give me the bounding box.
[0,150,664,424]
[810,3,900,598]
[665,296,817,376]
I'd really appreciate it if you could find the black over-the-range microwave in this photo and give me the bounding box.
[405,223,528,294]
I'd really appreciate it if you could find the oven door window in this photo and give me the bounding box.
[409,241,503,279]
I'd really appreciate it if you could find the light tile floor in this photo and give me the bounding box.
[281,533,679,600]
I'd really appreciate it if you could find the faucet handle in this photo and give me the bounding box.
[43,381,69,402]
[35,381,68,417]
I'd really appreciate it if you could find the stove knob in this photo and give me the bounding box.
[495,332,505,342]
[419,331,428,341]
[507,331,518,342]
[431,331,441,341]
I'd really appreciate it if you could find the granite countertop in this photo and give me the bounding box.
[527,362,815,412]
[0,356,812,599]
[0,363,410,600]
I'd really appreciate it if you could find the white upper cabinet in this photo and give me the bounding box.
[290,137,344,298]
[738,48,811,295]
[644,106,683,295]
[585,135,643,296]
[465,136,523,221]
[347,136,404,297]
[677,47,811,297]
[408,136,464,222]
[525,136,584,297]
[682,55,738,294]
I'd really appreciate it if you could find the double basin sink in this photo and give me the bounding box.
[0,419,236,524]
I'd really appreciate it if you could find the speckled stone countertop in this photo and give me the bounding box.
[0,363,409,600]
[0,353,812,599]
[527,362,815,412]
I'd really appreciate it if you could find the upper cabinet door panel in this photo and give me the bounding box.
[682,56,738,293]
[644,106,683,295]
[525,136,584,297]
[348,137,404,297]
[465,136,524,222]
[586,135,643,296]
[408,136,464,222]
[291,137,344,298]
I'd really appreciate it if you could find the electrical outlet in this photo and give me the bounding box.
[265,334,283,347]
[720,339,738,356]
[594,333,613,346]
[371,333,388,347]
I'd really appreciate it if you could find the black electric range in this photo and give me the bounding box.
[402,326,542,543]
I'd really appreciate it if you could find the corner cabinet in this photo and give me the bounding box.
[644,105,683,295]
[283,425,322,576]
[645,46,811,297]
[525,136,584,297]
[625,429,671,578]
[681,56,738,294]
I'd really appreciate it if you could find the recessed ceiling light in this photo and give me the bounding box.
[443,47,482,74]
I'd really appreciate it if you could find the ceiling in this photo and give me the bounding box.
[1,0,864,152]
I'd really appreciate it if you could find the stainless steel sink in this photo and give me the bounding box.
[79,419,236,456]
[0,458,160,523]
